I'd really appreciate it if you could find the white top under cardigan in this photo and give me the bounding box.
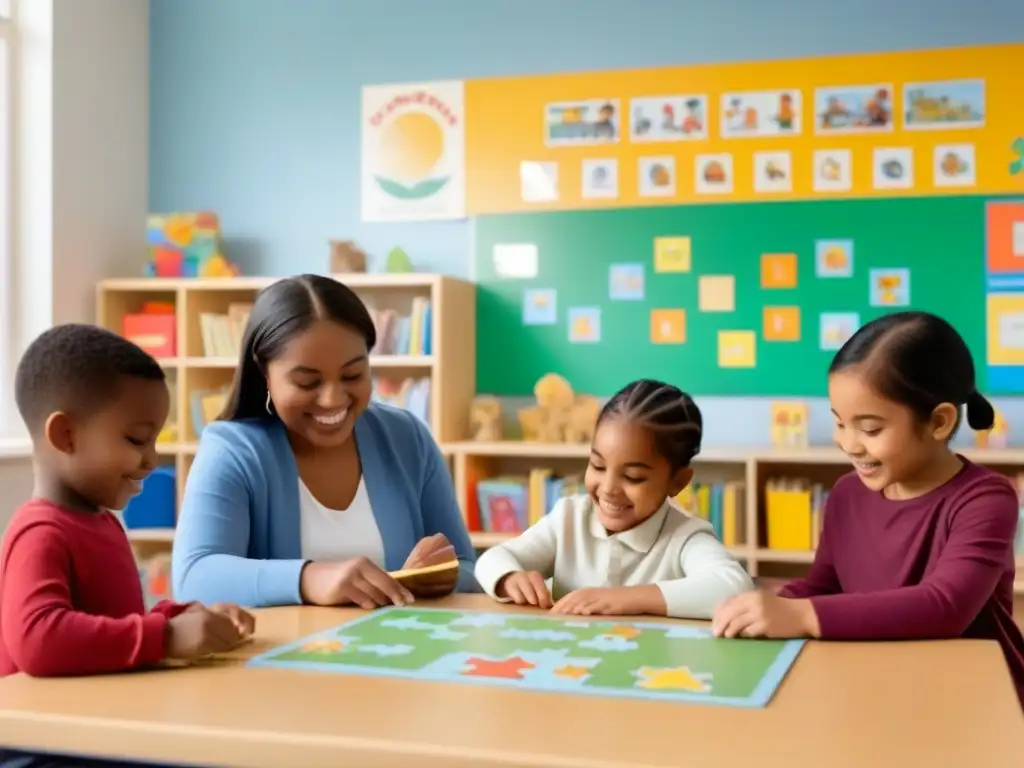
[474,494,754,619]
[298,477,386,566]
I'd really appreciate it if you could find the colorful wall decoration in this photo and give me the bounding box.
[461,43,1020,213]
[360,43,1024,396]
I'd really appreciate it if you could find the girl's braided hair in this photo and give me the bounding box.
[597,379,702,469]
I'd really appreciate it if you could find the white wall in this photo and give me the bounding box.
[1,0,149,525]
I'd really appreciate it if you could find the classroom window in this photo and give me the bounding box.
[0,0,15,436]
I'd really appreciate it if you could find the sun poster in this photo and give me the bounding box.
[360,80,466,222]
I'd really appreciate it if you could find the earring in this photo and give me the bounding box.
[265,391,274,415]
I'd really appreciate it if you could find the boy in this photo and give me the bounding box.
[0,324,254,679]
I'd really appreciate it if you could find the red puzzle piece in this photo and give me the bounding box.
[462,656,535,680]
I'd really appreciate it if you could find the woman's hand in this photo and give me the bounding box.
[299,558,414,609]
[400,534,459,598]
[403,533,457,569]
[711,590,821,639]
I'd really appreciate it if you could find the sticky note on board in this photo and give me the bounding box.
[869,268,911,307]
[651,309,686,344]
[1013,222,1024,257]
[763,306,800,341]
[718,331,756,368]
[760,253,797,288]
[814,240,853,278]
[522,289,557,325]
[819,312,860,351]
[493,244,538,279]
[698,275,735,312]
[609,263,645,300]
[568,307,601,343]
[654,237,691,273]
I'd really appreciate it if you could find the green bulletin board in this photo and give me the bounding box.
[473,197,994,397]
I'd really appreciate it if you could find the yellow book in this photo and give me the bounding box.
[765,483,813,550]
[722,481,746,547]
[696,485,711,520]
[527,468,551,526]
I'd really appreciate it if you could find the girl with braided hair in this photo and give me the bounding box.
[475,379,753,618]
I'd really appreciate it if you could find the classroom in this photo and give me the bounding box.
[0,0,1023,765]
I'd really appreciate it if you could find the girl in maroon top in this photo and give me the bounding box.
[712,311,1024,709]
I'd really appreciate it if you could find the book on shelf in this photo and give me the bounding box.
[764,477,830,551]
[367,298,431,356]
[372,377,430,426]
[474,470,584,534]
[190,387,229,437]
[674,481,747,547]
[198,303,252,357]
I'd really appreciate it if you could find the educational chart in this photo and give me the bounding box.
[461,43,1019,212]
[476,196,1015,397]
[247,607,805,709]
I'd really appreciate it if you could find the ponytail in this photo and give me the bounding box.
[965,390,996,432]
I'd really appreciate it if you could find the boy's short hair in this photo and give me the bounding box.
[14,323,166,433]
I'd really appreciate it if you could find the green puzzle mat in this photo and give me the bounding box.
[247,607,805,708]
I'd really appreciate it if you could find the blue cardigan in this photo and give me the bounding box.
[171,403,479,607]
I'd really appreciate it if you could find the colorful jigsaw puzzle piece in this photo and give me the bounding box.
[635,665,712,693]
[462,656,536,680]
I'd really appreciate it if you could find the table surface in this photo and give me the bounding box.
[0,594,1020,768]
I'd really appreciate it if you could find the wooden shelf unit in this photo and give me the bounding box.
[451,441,1024,592]
[97,274,476,547]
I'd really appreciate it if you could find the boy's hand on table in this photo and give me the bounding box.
[208,603,256,638]
[550,586,660,617]
[711,590,821,639]
[166,606,244,661]
[495,571,553,609]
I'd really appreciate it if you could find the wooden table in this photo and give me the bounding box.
[0,595,1020,768]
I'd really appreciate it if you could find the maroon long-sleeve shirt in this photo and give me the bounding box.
[0,499,190,677]
[780,459,1024,709]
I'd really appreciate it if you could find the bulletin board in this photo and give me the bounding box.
[473,196,1015,398]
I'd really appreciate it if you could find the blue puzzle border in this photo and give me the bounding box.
[246,606,806,709]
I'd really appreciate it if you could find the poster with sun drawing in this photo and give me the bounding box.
[361,80,466,221]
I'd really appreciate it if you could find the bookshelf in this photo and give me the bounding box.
[97,273,476,552]
[449,441,1024,593]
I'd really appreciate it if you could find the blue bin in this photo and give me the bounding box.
[122,466,176,528]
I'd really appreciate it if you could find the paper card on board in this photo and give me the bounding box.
[582,159,619,200]
[760,254,797,288]
[1013,222,1024,258]
[873,148,914,190]
[639,156,676,197]
[523,289,557,325]
[720,90,801,138]
[520,161,559,202]
[819,312,860,351]
[654,237,691,273]
[754,151,792,193]
[813,84,893,134]
[718,331,756,368]
[997,311,1024,350]
[493,244,538,279]
[813,149,852,192]
[609,263,644,300]
[568,307,601,343]
[902,79,985,131]
[814,240,853,278]
[699,275,735,312]
[651,309,686,344]
[763,307,800,342]
[933,144,976,187]
[869,268,911,307]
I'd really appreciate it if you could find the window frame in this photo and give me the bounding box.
[0,1,17,440]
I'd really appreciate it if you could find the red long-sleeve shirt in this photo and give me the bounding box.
[0,499,190,676]
[780,460,1024,709]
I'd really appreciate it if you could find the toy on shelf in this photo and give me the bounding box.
[469,396,503,441]
[516,374,600,443]
[385,247,414,273]
[770,401,809,448]
[975,407,1009,448]
[329,240,368,273]
[145,212,239,278]
[122,301,176,358]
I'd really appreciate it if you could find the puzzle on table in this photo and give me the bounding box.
[247,607,805,708]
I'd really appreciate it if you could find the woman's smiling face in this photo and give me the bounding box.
[265,319,373,450]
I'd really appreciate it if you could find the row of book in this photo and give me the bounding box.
[198,302,252,358]
[473,472,747,546]
[764,478,830,551]
[367,299,432,356]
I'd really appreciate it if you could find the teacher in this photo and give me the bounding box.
[172,274,478,608]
